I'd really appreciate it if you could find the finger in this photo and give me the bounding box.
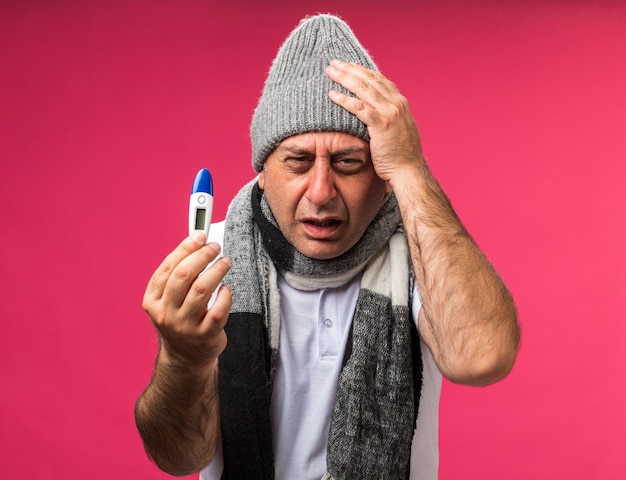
[198,284,233,337]
[144,232,209,304]
[326,76,384,127]
[161,242,223,309]
[328,78,414,145]
[326,59,396,104]
[327,59,386,91]
[178,256,232,322]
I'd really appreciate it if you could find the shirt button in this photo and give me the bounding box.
[323,319,333,328]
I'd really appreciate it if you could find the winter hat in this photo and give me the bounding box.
[250,14,378,172]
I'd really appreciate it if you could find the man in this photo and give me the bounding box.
[135,14,519,480]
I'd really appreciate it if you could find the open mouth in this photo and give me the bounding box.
[302,218,343,238]
[305,219,341,227]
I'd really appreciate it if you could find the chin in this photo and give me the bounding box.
[307,252,338,261]
[298,243,351,261]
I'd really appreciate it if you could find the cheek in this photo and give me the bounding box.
[268,194,287,222]
[263,182,296,229]
[358,196,387,233]
[351,182,387,217]
[264,175,306,216]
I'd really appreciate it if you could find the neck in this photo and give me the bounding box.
[251,182,402,277]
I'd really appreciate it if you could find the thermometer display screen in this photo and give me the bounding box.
[194,208,207,230]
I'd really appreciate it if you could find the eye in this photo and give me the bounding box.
[284,156,313,173]
[332,157,365,174]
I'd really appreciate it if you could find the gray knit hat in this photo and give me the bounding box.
[250,14,378,172]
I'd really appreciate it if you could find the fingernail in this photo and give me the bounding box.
[207,242,221,253]
[331,59,344,66]
[191,231,206,244]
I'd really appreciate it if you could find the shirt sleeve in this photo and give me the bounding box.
[199,436,223,479]
[411,279,423,331]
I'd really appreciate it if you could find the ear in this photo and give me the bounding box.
[258,168,266,189]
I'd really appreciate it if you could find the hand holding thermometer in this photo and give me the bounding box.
[189,168,213,242]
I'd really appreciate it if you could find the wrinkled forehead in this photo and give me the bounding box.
[274,131,370,155]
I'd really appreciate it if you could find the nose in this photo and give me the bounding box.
[305,161,336,206]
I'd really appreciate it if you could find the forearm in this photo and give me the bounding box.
[322,59,519,383]
[135,344,221,475]
[391,161,519,386]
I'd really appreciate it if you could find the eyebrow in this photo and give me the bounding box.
[278,145,368,156]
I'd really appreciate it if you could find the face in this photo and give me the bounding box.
[258,131,390,260]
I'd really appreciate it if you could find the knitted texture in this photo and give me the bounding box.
[250,14,378,172]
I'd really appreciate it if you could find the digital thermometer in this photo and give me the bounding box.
[189,168,213,242]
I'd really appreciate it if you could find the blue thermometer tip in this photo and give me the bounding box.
[192,168,213,195]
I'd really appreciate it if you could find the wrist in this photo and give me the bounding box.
[387,159,430,195]
[160,338,218,373]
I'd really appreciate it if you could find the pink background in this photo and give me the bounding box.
[2,1,625,478]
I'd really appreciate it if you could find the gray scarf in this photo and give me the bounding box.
[218,179,422,479]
